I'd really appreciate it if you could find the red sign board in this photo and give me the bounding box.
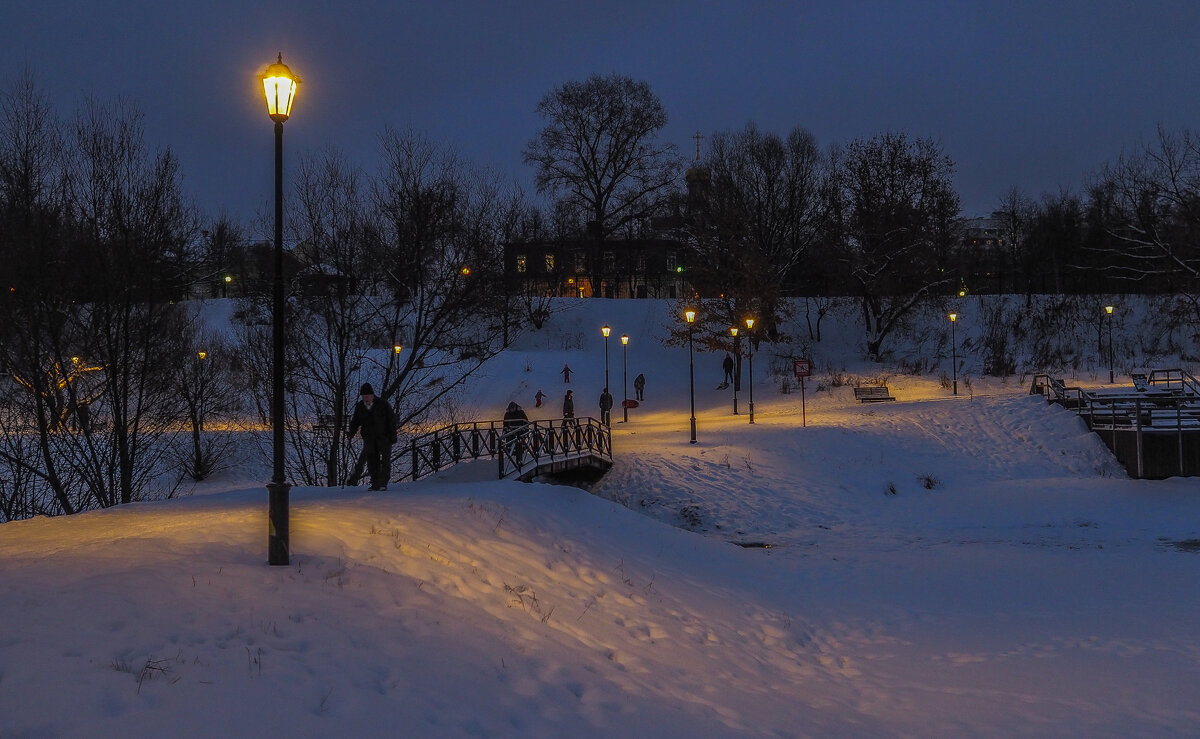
[793,359,811,378]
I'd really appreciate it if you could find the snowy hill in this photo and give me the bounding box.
[2,297,1200,737]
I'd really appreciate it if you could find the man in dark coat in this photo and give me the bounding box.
[347,383,396,491]
[502,401,530,464]
[633,373,645,401]
[722,353,735,387]
[598,387,613,426]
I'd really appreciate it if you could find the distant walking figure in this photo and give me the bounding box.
[562,390,576,426]
[562,364,573,383]
[722,353,735,387]
[535,389,545,408]
[633,373,645,401]
[599,387,614,426]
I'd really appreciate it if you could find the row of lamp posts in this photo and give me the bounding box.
[682,310,757,444]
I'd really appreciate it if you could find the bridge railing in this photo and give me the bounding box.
[397,417,611,481]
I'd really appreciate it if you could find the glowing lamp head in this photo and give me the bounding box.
[1105,305,1114,315]
[730,327,738,337]
[460,266,471,276]
[949,312,957,322]
[685,309,696,324]
[260,53,300,123]
[393,344,402,355]
[197,351,207,360]
[224,275,232,283]
[601,325,611,338]
[621,334,629,345]
[745,317,755,330]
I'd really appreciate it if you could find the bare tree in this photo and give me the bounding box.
[825,132,961,361]
[687,123,826,336]
[524,74,681,240]
[1089,126,1200,296]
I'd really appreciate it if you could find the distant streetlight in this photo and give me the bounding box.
[745,318,756,424]
[1105,304,1115,383]
[685,309,697,443]
[949,312,958,396]
[601,324,611,392]
[223,275,232,298]
[621,334,630,422]
[260,52,300,566]
[730,326,740,415]
[197,351,207,360]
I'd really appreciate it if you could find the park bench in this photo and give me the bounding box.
[853,386,895,403]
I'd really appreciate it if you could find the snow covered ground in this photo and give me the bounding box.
[2,298,1199,737]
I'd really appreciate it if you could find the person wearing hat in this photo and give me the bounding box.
[346,382,397,490]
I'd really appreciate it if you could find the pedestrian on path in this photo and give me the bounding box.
[633,373,645,401]
[599,387,613,426]
[562,364,573,383]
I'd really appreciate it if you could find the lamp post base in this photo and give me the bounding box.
[690,417,697,444]
[267,481,291,565]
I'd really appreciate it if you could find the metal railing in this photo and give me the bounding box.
[1033,368,1200,478]
[397,417,612,481]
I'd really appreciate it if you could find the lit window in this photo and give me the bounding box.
[516,255,527,273]
[544,254,555,271]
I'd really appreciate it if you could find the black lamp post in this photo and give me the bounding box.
[729,326,739,415]
[260,53,299,566]
[685,309,696,443]
[621,334,629,422]
[1105,305,1115,383]
[745,318,756,424]
[949,312,958,396]
[601,324,611,393]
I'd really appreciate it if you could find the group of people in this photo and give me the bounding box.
[530,365,646,427]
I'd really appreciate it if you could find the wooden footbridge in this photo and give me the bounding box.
[1031,368,1200,479]
[394,417,613,483]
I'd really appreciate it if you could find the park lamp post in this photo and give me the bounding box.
[621,334,629,422]
[260,53,299,566]
[601,325,611,393]
[1105,305,1115,383]
[685,309,697,443]
[745,318,756,424]
[949,312,958,396]
[729,326,740,415]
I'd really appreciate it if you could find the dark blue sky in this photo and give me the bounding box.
[6,0,1200,227]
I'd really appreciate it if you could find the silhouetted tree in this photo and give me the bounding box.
[825,132,961,361]
[524,74,681,240]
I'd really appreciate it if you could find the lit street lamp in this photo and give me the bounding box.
[685,309,697,443]
[621,334,629,422]
[260,53,300,566]
[729,326,739,415]
[601,324,611,392]
[949,312,958,396]
[1105,304,1115,383]
[745,318,756,424]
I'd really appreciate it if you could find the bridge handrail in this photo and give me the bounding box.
[398,417,611,481]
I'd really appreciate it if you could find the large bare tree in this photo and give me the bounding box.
[825,132,961,361]
[524,74,681,240]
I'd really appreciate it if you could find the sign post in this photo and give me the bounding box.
[793,359,812,427]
